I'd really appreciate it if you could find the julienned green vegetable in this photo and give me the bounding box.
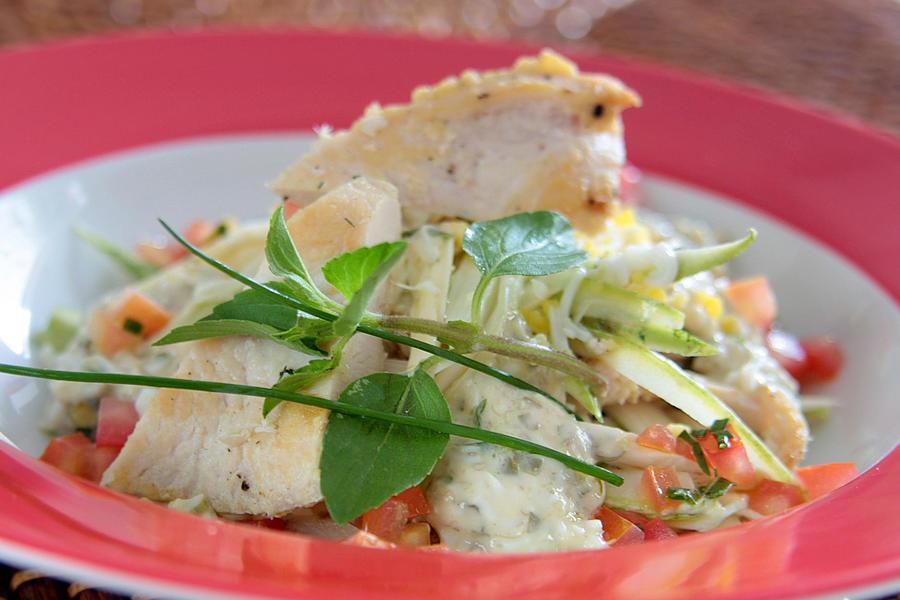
[463,211,587,323]
[675,229,757,281]
[574,279,685,330]
[76,227,160,280]
[594,331,798,485]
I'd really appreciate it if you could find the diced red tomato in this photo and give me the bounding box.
[619,164,642,205]
[137,220,219,266]
[361,486,430,542]
[392,485,431,519]
[675,437,697,463]
[136,241,175,267]
[283,200,303,220]
[767,329,808,378]
[169,220,217,260]
[796,463,859,500]
[697,426,757,488]
[594,506,644,545]
[93,291,172,357]
[95,397,139,448]
[641,466,682,513]
[636,424,677,454]
[724,276,777,331]
[748,480,805,516]
[642,518,678,541]
[798,336,844,384]
[613,509,650,528]
[40,433,119,483]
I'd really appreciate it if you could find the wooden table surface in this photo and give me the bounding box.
[2,0,900,134]
[1,0,898,598]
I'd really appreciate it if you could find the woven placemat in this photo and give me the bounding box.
[1,0,898,597]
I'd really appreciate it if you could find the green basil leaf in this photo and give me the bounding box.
[205,288,300,330]
[156,319,281,346]
[263,357,337,417]
[265,205,314,283]
[463,211,587,279]
[76,227,159,280]
[322,241,408,300]
[329,241,408,338]
[320,367,451,523]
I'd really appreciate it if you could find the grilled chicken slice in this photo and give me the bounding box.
[271,50,639,232]
[103,178,402,515]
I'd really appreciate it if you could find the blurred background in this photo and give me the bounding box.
[1,0,899,134]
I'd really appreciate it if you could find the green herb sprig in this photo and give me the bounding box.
[463,211,587,324]
[0,362,624,521]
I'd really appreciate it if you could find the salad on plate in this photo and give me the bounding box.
[5,50,857,553]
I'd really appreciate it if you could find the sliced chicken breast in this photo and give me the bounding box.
[103,178,402,515]
[271,50,640,232]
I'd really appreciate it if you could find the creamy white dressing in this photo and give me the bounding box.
[426,372,606,552]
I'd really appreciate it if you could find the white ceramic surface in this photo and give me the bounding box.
[0,134,897,470]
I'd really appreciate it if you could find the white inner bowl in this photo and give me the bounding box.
[1,134,897,468]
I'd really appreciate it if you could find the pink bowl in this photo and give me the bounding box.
[0,29,898,599]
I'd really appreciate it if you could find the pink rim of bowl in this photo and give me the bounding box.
[0,29,898,600]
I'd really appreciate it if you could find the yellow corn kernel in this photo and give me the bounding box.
[522,307,549,334]
[695,292,724,320]
[612,207,637,228]
[720,315,741,335]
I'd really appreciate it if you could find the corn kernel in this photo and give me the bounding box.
[720,315,741,335]
[612,207,637,228]
[695,292,724,319]
[522,307,549,334]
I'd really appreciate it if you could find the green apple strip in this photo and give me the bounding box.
[596,332,798,485]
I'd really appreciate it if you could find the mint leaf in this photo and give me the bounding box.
[156,319,280,345]
[156,288,329,356]
[204,288,299,330]
[263,357,336,416]
[76,227,159,279]
[265,205,313,283]
[328,241,407,338]
[463,211,587,279]
[320,367,451,523]
[463,211,586,321]
[322,241,409,300]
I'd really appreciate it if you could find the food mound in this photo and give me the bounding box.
[27,50,853,552]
